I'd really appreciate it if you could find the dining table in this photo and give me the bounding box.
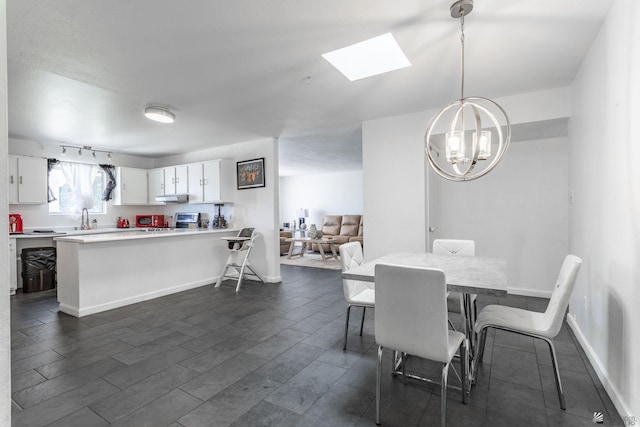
[342,251,508,391]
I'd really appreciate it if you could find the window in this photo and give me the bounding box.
[48,162,106,214]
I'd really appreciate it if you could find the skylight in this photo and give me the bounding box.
[322,33,411,81]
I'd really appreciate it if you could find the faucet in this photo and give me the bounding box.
[81,208,90,230]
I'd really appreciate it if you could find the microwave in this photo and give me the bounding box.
[135,214,165,228]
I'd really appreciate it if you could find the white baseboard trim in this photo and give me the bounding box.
[507,287,553,298]
[566,313,630,418]
[59,278,217,317]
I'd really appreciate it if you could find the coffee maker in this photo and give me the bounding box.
[212,204,227,229]
[9,213,23,233]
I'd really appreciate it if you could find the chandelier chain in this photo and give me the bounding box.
[460,12,465,101]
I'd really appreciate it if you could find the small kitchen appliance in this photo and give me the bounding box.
[212,204,227,229]
[117,217,130,228]
[175,212,201,229]
[135,214,165,228]
[9,213,23,233]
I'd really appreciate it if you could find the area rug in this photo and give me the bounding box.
[279,252,342,270]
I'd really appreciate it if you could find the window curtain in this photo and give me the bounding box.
[60,161,98,219]
[99,164,116,201]
[47,158,60,202]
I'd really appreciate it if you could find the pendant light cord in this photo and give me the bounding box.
[460,12,465,101]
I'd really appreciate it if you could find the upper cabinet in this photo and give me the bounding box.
[164,165,188,195]
[187,159,233,203]
[114,167,148,205]
[8,155,48,204]
[148,168,165,205]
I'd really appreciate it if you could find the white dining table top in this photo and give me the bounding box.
[342,252,508,296]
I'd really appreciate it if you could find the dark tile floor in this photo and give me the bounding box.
[10,265,622,426]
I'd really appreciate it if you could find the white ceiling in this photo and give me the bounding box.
[7,0,612,175]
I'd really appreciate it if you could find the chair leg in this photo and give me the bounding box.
[477,327,489,364]
[460,339,468,404]
[543,336,566,410]
[402,352,407,385]
[376,345,383,425]
[359,307,366,336]
[343,305,352,351]
[441,362,448,427]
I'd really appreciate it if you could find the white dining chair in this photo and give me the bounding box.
[432,239,477,322]
[215,228,264,292]
[474,254,582,410]
[339,242,374,351]
[375,263,467,427]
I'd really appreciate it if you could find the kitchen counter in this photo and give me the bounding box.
[54,228,235,243]
[55,228,240,317]
[11,228,134,238]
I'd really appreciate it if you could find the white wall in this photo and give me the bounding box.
[362,88,572,291]
[567,0,639,417]
[279,170,363,229]
[0,1,10,424]
[363,111,429,261]
[437,137,569,296]
[156,137,281,283]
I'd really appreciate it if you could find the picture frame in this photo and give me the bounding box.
[236,157,266,189]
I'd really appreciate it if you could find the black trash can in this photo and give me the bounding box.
[21,247,56,293]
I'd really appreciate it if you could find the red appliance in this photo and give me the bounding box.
[9,213,23,233]
[135,214,165,228]
[117,217,130,228]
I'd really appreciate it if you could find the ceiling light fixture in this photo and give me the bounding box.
[322,33,411,81]
[424,0,511,181]
[144,106,175,124]
[60,145,114,161]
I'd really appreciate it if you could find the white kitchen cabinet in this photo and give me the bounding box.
[163,165,188,195]
[8,155,48,204]
[114,167,148,205]
[9,238,17,295]
[188,159,233,203]
[147,168,165,205]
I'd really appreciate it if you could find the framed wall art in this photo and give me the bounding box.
[237,157,265,189]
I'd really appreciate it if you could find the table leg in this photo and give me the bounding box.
[300,242,307,257]
[330,243,339,259]
[317,244,327,261]
[462,293,476,387]
[287,241,295,259]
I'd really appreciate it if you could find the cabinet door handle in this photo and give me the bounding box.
[10,175,13,184]
[204,178,208,186]
[19,176,23,184]
[161,183,164,190]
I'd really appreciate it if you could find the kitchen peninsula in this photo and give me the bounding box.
[54,228,238,317]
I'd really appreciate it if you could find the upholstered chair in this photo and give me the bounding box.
[475,254,582,410]
[374,263,467,427]
[339,242,374,351]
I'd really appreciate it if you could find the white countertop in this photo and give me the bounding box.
[54,228,238,243]
[11,228,127,239]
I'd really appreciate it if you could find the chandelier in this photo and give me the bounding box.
[424,0,510,181]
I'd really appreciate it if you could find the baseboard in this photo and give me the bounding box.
[567,313,630,418]
[507,287,553,298]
